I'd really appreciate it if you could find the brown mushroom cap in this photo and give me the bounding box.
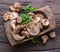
[36,14,44,20]
[10,6,20,12]
[17,16,22,24]
[28,13,35,18]
[41,19,50,27]
[33,14,44,23]
[3,12,10,21]
[10,6,16,12]
[10,2,22,12]
[14,2,22,9]
[26,22,40,36]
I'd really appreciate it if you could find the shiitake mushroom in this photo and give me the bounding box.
[21,31,30,38]
[12,32,25,41]
[41,35,48,44]
[26,22,40,36]
[49,32,56,38]
[10,2,22,12]
[3,12,10,21]
[41,19,50,27]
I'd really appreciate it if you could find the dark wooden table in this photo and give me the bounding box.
[0,0,60,52]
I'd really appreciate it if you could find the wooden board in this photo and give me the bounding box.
[0,0,60,52]
[4,6,56,46]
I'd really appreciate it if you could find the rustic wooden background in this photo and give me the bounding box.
[0,0,60,52]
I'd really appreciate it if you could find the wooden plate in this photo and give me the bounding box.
[4,6,56,46]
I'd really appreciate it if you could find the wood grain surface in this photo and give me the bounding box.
[0,0,60,52]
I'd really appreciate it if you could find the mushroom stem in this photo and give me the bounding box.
[10,20,16,30]
[12,32,25,41]
[21,31,30,38]
[14,25,21,33]
[14,24,26,34]
[9,12,19,20]
[41,35,48,44]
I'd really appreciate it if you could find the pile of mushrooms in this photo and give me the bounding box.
[3,2,55,44]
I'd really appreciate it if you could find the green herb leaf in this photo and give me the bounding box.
[21,14,32,24]
[32,37,40,44]
[22,4,36,13]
